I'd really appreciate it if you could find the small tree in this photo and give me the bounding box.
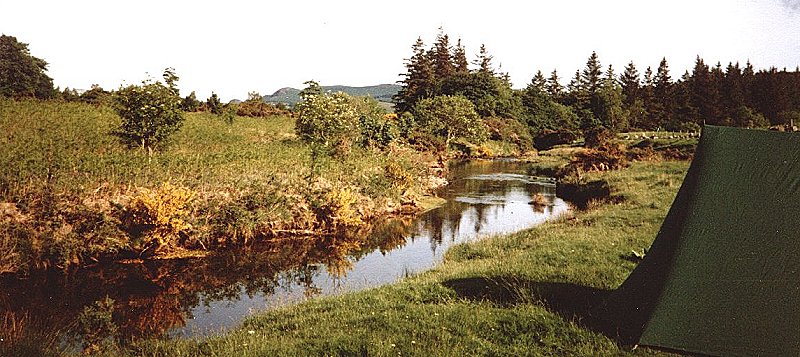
[181,91,201,112]
[207,92,223,115]
[113,68,184,152]
[413,95,486,148]
[294,81,359,151]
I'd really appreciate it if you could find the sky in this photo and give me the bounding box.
[2,0,799,102]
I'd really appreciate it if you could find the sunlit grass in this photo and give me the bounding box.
[129,160,690,357]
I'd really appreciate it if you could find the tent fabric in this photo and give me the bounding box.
[594,125,800,357]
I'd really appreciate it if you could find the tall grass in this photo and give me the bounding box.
[0,99,431,272]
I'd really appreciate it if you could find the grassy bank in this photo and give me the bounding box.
[125,159,690,356]
[0,99,441,273]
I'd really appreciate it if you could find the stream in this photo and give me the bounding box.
[0,159,568,351]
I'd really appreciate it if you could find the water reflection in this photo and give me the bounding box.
[0,159,567,353]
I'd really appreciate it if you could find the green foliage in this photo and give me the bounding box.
[294,81,360,152]
[79,84,111,105]
[413,95,487,146]
[352,96,397,148]
[207,92,223,115]
[520,85,579,134]
[483,117,533,152]
[112,68,185,150]
[0,35,55,99]
[440,71,522,118]
[236,91,291,118]
[181,91,201,112]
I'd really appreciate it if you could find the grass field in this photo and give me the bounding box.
[122,159,690,357]
[0,98,437,272]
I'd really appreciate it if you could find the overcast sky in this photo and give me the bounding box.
[2,0,799,101]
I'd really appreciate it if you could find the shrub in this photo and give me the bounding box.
[384,161,414,193]
[112,68,184,151]
[236,91,289,118]
[413,95,487,148]
[207,92,223,115]
[121,182,195,255]
[483,117,533,152]
[583,126,614,148]
[295,81,360,154]
[314,188,364,231]
[353,96,397,148]
[533,130,578,151]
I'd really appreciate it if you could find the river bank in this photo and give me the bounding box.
[112,159,692,357]
[1,99,475,275]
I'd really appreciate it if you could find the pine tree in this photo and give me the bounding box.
[641,66,657,129]
[620,61,641,106]
[652,57,674,128]
[394,37,435,113]
[566,69,586,107]
[581,51,603,97]
[431,28,454,81]
[531,70,547,92]
[546,69,563,100]
[673,71,698,126]
[723,62,747,125]
[598,64,626,131]
[452,38,469,74]
[474,44,494,75]
[710,62,726,124]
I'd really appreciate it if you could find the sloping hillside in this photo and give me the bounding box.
[262,84,400,105]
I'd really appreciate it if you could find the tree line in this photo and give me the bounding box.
[394,30,800,137]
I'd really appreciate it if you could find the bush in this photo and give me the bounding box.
[236,91,289,118]
[112,68,184,151]
[314,188,364,231]
[121,182,195,255]
[295,81,360,154]
[533,130,578,151]
[207,92,223,115]
[483,117,533,152]
[353,97,397,149]
[583,126,614,148]
[413,95,487,148]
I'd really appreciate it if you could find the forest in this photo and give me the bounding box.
[393,30,800,137]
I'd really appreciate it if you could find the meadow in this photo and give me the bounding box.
[0,98,437,273]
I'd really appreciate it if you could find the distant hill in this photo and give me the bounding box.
[262,84,400,106]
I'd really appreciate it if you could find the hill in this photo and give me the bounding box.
[262,84,400,105]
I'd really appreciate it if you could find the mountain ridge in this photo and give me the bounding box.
[261,84,400,105]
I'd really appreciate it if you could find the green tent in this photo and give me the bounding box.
[595,125,800,357]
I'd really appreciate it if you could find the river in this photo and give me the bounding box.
[0,159,568,351]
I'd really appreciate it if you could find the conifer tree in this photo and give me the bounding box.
[452,38,469,74]
[546,69,563,100]
[531,70,547,93]
[598,64,626,130]
[431,29,454,81]
[475,44,494,75]
[394,37,435,113]
[582,51,603,97]
[620,61,641,106]
[652,57,674,128]
[641,66,657,129]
